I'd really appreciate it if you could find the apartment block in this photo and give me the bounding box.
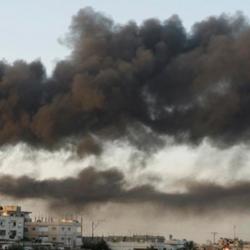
[0,205,31,241]
[25,219,82,248]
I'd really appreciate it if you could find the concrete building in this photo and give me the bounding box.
[0,205,31,241]
[105,235,188,250]
[165,236,188,250]
[25,218,82,248]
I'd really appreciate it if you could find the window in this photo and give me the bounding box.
[68,227,71,231]
[0,230,6,236]
[52,227,56,230]
[52,237,56,241]
[61,237,64,240]
[9,230,16,239]
[38,226,48,232]
[61,227,65,231]
[32,227,36,231]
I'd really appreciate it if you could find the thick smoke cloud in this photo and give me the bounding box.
[0,9,249,152]
[1,8,250,212]
[0,166,250,213]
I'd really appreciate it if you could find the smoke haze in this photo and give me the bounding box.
[1,166,250,214]
[1,7,250,219]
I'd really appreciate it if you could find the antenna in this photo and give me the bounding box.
[233,225,237,239]
[81,216,83,237]
[91,219,105,238]
[211,232,219,244]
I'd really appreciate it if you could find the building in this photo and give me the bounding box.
[106,235,166,250]
[165,235,188,250]
[0,205,31,241]
[217,238,243,250]
[105,235,189,250]
[25,218,82,248]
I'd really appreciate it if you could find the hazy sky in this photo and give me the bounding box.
[1,0,250,73]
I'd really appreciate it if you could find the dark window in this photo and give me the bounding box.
[0,230,6,236]
[9,230,16,239]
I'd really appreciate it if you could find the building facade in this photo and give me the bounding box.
[25,219,82,248]
[105,235,188,250]
[0,205,31,241]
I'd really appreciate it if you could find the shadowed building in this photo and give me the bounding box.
[25,218,82,248]
[0,205,31,241]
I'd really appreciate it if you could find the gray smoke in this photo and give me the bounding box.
[0,167,250,213]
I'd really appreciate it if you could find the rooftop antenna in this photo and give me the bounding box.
[233,225,237,239]
[81,216,83,237]
[211,232,219,244]
[91,219,105,238]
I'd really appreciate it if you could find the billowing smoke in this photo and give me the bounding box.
[0,166,250,213]
[1,8,250,211]
[0,8,250,151]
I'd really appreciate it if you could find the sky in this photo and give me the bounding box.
[1,0,250,74]
[2,0,250,243]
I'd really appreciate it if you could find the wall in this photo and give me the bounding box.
[0,216,24,241]
[25,221,82,248]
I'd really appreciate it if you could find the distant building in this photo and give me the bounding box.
[242,242,250,250]
[25,218,82,248]
[217,238,243,250]
[0,205,31,241]
[105,235,187,250]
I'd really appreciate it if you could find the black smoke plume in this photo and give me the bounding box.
[0,9,249,151]
[1,8,250,211]
[0,166,250,213]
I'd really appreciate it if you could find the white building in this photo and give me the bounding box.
[0,215,24,241]
[0,205,31,241]
[25,219,82,248]
[105,235,187,250]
